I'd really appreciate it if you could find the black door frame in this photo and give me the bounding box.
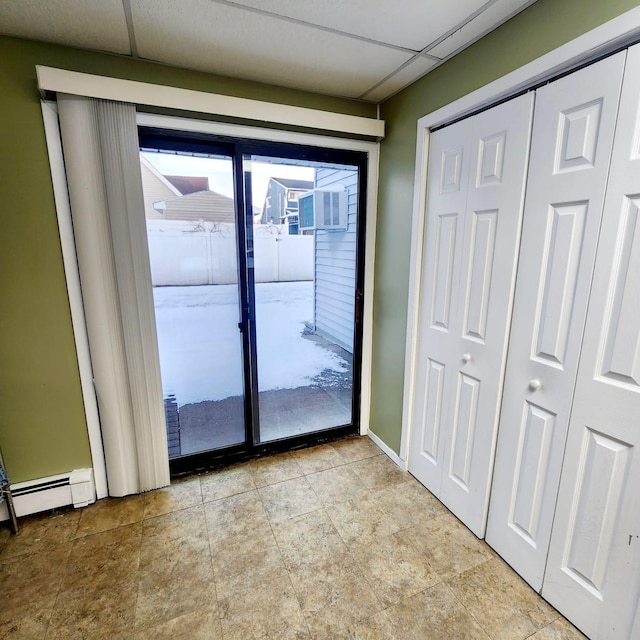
[139,128,368,476]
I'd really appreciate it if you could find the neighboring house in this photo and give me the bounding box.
[153,190,235,224]
[164,175,208,195]
[140,156,181,219]
[312,167,358,354]
[140,155,235,223]
[260,177,313,234]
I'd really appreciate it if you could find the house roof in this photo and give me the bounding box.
[165,175,209,195]
[271,178,314,190]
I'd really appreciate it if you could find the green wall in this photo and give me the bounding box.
[0,36,375,483]
[371,0,640,453]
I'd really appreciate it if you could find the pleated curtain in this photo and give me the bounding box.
[57,94,169,495]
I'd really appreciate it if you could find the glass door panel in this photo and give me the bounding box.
[140,149,246,458]
[244,155,358,443]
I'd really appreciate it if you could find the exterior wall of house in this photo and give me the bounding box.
[0,34,374,483]
[371,0,640,454]
[161,191,235,223]
[314,167,358,353]
[141,160,179,220]
[261,181,286,224]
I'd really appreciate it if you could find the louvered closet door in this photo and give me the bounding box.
[409,93,534,537]
[541,43,640,640]
[485,52,626,590]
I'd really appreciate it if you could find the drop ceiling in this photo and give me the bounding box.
[0,0,537,102]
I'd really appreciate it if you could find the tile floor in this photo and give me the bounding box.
[0,436,587,639]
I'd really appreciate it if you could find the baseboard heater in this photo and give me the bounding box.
[0,468,95,522]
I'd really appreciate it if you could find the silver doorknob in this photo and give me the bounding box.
[528,379,542,391]
[462,353,472,363]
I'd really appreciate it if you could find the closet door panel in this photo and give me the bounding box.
[408,117,472,495]
[542,43,640,640]
[439,93,534,537]
[486,52,626,590]
[409,94,534,537]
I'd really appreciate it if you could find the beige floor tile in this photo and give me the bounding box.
[446,557,558,640]
[48,572,137,639]
[201,463,255,502]
[205,490,274,553]
[0,524,11,545]
[528,618,588,640]
[212,543,288,599]
[272,508,348,570]
[75,494,145,537]
[0,603,51,640]
[386,582,490,640]
[63,522,141,590]
[140,505,210,568]
[0,509,80,560]
[258,476,322,523]
[0,542,72,611]
[249,452,303,487]
[332,436,383,463]
[407,513,494,579]
[135,557,217,630]
[374,477,447,529]
[0,449,587,640]
[289,554,383,639]
[335,609,399,639]
[349,454,410,491]
[307,465,370,506]
[142,476,203,519]
[326,491,401,545]
[351,531,441,606]
[290,443,346,474]
[218,576,309,639]
[135,607,222,640]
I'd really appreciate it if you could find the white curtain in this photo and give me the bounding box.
[57,94,169,495]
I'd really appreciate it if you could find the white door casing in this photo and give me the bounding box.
[408,93,534,537]
[542,43,640,640]
[485,52,627,590]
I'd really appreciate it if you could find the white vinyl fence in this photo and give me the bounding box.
[147,220,313,285]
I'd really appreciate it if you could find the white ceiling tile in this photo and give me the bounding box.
[227,0,489,51]
[361,57,440,102]
[131,0,412,98]
[0,0,130,54]
[428,0,536,59]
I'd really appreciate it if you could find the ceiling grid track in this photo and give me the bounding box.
[122,0,139,58]
[208,0,420,55]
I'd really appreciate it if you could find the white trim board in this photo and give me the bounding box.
[36,66,385,139]
[367,430,406,470]
[400,6,640,464]
[139,112,379,438]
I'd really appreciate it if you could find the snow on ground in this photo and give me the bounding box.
[153,281,347,406]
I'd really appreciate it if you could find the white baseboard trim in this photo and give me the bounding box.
[367,430,407,470]
[0,468,95,521]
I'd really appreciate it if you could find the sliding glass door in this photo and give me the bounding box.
[245,154,358,443]
[139,130,366,470]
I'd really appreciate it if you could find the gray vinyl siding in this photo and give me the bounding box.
[314,167,358,353]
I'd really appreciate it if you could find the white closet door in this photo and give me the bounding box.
[542,43,640,640]
[485,52,626,589]
[409,93,534,537]
[408,115,472,496]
